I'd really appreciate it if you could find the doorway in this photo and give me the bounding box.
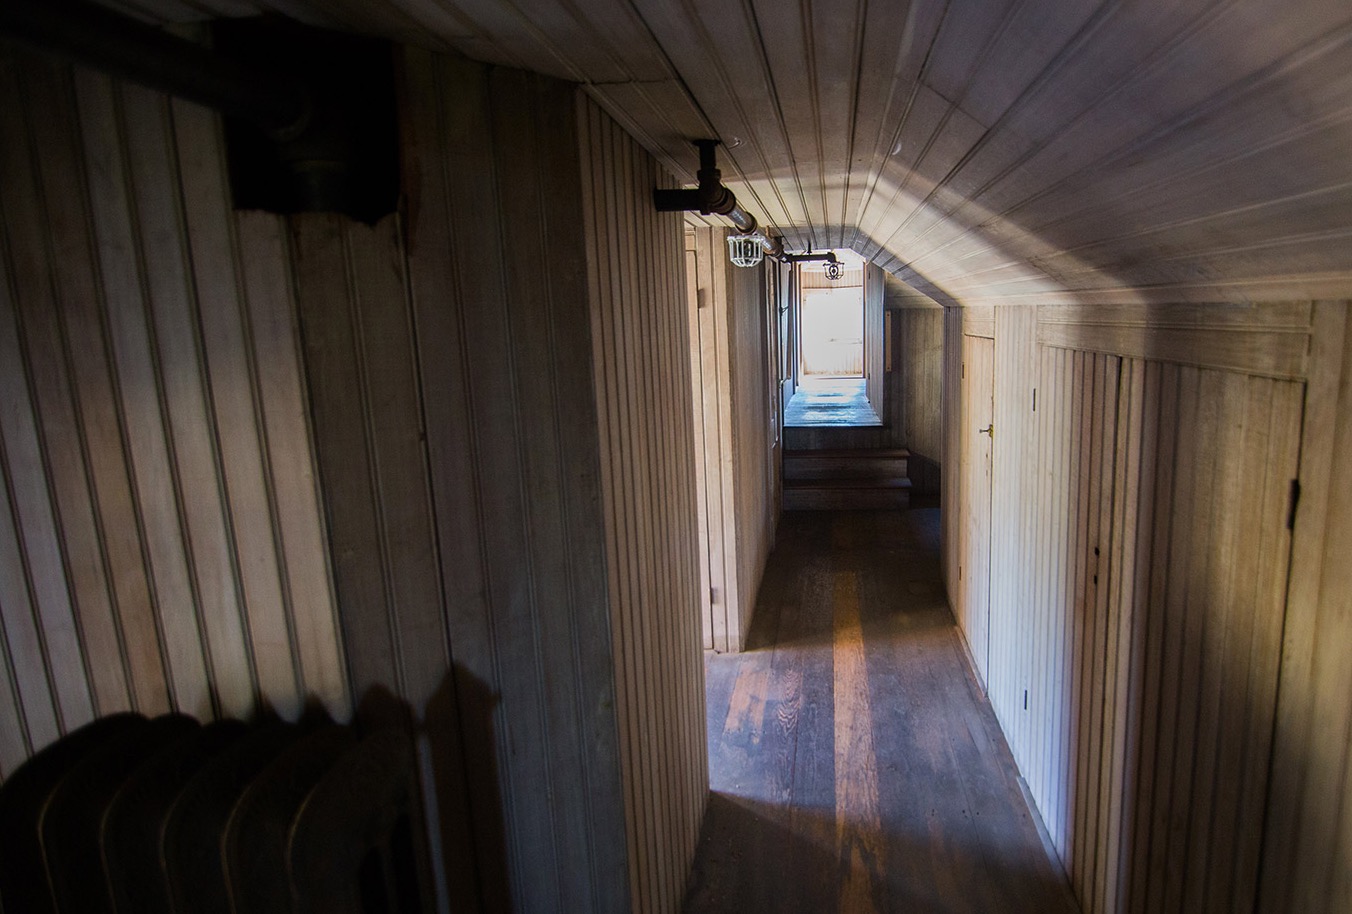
[784,252,882,429]
[958,334,994,687]
[800,286,863,378]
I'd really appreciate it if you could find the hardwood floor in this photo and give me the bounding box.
[685,509,1080,914]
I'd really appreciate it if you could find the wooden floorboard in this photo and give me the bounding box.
[686,509,1080,914]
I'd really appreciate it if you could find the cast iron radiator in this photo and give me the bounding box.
[0,713,426,913]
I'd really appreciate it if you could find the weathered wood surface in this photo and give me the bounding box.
[1260,300,1352,914]
[864,263,886,417]
[300,50,634,913]
[885,287,944,460]
[688,510,1078,913]
[686,226,777,653]
[0,49,348,782]
[580,95,707,914]
[945,303,1309,914]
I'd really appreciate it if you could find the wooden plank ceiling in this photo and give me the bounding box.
[101,0,1352,306]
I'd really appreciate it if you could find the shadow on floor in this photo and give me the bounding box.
[690,509,1080,914]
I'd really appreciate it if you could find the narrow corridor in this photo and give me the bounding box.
[685,509,1080,914]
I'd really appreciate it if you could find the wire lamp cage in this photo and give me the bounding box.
[727,232,764,268]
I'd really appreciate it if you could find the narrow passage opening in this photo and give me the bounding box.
[786,251,882,428]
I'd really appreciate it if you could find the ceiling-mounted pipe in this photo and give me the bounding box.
[0,0,310,139]
[655,139,785,259]
[782,251,839,265]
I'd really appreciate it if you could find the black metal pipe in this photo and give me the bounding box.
[654,139,773,235]
[783,252,840,264]
[653,188,702,212]
[0,0,310,138]
[653,140,789,260]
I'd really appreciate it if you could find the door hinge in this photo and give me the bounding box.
[1032,388,1037,412]
[1287,479,1301,530]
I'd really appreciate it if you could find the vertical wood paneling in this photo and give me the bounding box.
[730,256,774,651]
[2,39,701,914]
[0,57,103,735]
[941,306,963,604]
[579,95,707,914]
[0,48,347,766]
[685,235,718,652]
[234,212,347,715]
[173,94,302,719]
[948,303,1309,914]
[0,239,71,762]
[863,263,885,417]
[886,303,944,460]
[300,49,634,912]
[1260,300,1352,914]
[686,227,776,653]
[0,265,66,760]
[27,62,164,721]
[76,70,213,722]
[122,78,254,721]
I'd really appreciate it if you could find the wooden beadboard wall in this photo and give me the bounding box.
[728,249,776,652]
[685,227,726,652]
[0,50,348,779]
[297,49,633,912]
[940,306,964,610]
[1260,302,1352,914]
[578,96,708,913]
[863,263,886,419]
[943,301,1351,914]
[883,294,944,463]
[687,227,778,653]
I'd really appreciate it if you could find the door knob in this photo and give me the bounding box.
[978,424,994,438]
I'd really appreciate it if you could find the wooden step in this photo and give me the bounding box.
[783,425,891,451]
[783,448,909,481]
[782,477,911,511]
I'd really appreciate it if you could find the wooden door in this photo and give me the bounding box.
[959,335,995,686]
[686,231,738,652]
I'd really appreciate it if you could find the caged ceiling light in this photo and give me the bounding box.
[824,260,844,281]
[727,233,765,268]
